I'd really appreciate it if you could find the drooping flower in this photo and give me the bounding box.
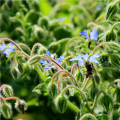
[39,51,63,69]
[0,43,16,56]
[79,28,98,41]
[70,53,101,67]
[70,53,101,77]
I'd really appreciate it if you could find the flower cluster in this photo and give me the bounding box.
[39,51,63,69]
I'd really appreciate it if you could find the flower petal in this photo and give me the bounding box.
[39,59,48,64]
[3,48,15,56]
[43,66,54,69]
[89,55,99,63]
[0,44,6,51]
[79,31,88,39]
[78,60,84,66]
[94,53,101,58]
[81,53,88,61]
[89,28,98,40]
[46,51,51,57]
[70,56,82,61]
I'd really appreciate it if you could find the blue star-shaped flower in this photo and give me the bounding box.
[70,53,101,66]
[0,43,16,56]
[79,28,98,40]
[39,51,63,69]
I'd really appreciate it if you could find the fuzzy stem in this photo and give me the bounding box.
[0,96,5,103]
[31,43,46,57]
[4,97,20,102]
[92,42,110,53]
[108,79,120,88]
[65,37,83,56]
[82,75,92,91]
[79,113,97,120]
[86,82,93,89]
[92,90,106,110]
[115,0,120,4]
[67,100,79,113]
[17,43,31,53]
[111,22,120,31]
[51,70,79,86]
[0,85,6,92]
[64,56,75,61]
[28,55,64,70]
[15,50,30,59]
[71,63,77,74]
[34,65,47,82]
[61,85,86,100]
[57,73,65,91]
[0,38,22,51]
[13,56,16,69]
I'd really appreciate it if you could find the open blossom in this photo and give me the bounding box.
[0,43,16,56]
[70,53,101,66]
[79,28,98,41]
[39,51,63,69]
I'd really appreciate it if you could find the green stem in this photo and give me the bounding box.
[91,42,110,54]
[51,70,79,86]
[82,75,92,91]
[0,38,22,51]
[34,65,47,82]
[79,113,97,120]
[115,0,120,4]
[31,43,46,57]
[92,90,106,110]
[65,37,83,56]
[17,43,31,53]
[111,22,120,31]
[28,55,64,70]
[67,100,79,113]
[61,85,86,100]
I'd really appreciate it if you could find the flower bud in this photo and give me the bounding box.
[23,63,30,76]
[2,85,13,97]
[106,2,118,20]
[49,20,60,31]
[18,63,23,73]
[55,94,67,113]
[93,73,100,85]
[89,86,99,100]
[1,103,12,119]
[15,100,27,114]
[16,55,26,63]
[38,16,49,28]
[29,57,41,65]
[100,94,113,112]
[12,68,18,79]
[33,25,44,39]
[106,30,116,41]
[48,83,57,99]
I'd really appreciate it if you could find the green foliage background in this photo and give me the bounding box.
[0,0,120,120]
